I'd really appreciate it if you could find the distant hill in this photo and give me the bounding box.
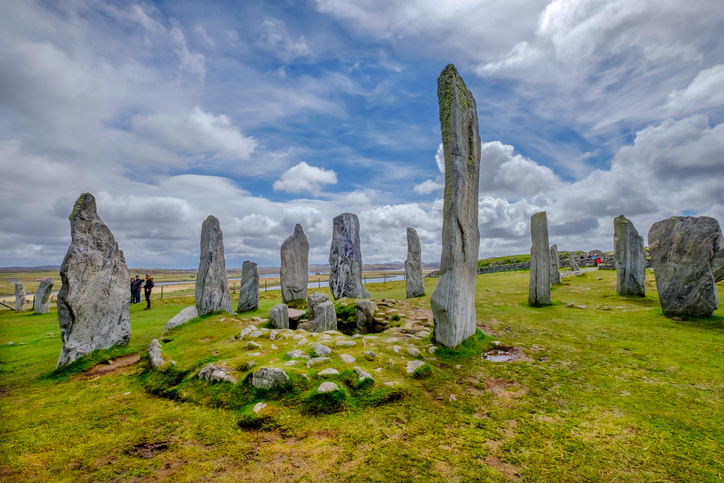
[0,266,60,273]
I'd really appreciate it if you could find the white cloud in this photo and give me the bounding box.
[666,64,724,114]
[480,141,562,198]
[261,19,311,62]
[170,27,206,77]
[413,179,443,194]
[273,162,338,196]
[434,142,444,174]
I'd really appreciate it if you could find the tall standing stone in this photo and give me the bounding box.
[569,253,580,271]
[549,245,562,285]
[195,215,233,315]
[648,216,724,317]
[430,64,481,348]
[56,193,131,368]
[529,212,551,306]
[329,213,369,299]
[237,261,259,312]
[35,279,54,314]
[280,224,309,304]
[405,227,425,298]
[614,215,646,296]
[14,282,26,313]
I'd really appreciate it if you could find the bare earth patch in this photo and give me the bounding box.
[482,455,521,481]
[79,354,141,379]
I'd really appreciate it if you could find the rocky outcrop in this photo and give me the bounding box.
[529,212,551,306]
[56,193,131,368]
[648,216,724,317]
[198,363,237,384]
[281,224,309,304]
[237,261,259,312]
[405,227,425,298]
[195,215,233,315]
[355,299,378,334]
[329,213,369,299]
[307,292,329,320]
[269,304,289,329]
[614,215,646,296]
[550,245,561,285]
[313,301,337,332]
[14,282,26,313]
[163,306,198,333]
[430,64,481,348]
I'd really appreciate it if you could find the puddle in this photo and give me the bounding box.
[484,350,516,362]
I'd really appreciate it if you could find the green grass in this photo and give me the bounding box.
[1,271,723,482]
[478,254,531,269]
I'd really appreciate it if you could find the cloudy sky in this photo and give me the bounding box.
[1,0,723,269]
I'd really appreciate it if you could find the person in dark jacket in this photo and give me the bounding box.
[132,276,143,303]
[130,278,135,303]
[143,274,155,310]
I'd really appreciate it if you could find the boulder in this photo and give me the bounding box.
[529,212,551,306]
[56,193,131,368]
[163,306,198,333]
[280,224,309,303]
[328,213,370,299]
[269,304,289,329]
[34,279,53,314]
[288,308,306,323]
[195,215,233,315]
[549,245,562,285]
[318,382,339,393]
[14,282,26,313]
[355,300,378,334]
[252,368,290,389]
[307,292,330,320]
[648,216,724,317]
[430,65,480,348]
[405,227,425,298]
[614,215,646,296]
[148,339,164,368]
[198,363,237,384]
[237,261,259,312]
[340,353,356,364]
[313,343,332,357]
[313,301,337,332]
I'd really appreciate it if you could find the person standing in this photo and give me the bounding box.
[143,274,155,310]
[130,277,135,303]
[132,275,143,303]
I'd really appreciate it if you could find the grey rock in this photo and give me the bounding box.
[306,357,331,367]
[329,213,370,299]
[648,216,724,317]
[317,368,340,376]
[148,339,164,368]
[286,349,303,359]
[569,253,580,271]
[430,65,480,348]
[407,347,420,357]
[199,363,237,384]
[405,227,425,298]
[269,304,289,329]
[354,366,373,382]
[318,382,339,393]
[246,341,262,350]
[237,261,259,312]
[195,215,233,315]
[297,321,313,331]
[56,193,131,368]
[252,368,290,389]
[355,300,378,334]
[164,306,198,333]
[528,212,551,306]
[288,308,306,323]
[248,331,263,339]
[549,245,562,285]
[34,279,53,314]
[407,360,426,373]
[313,301,337,333]
[281,224,309,304]
[14,282,26,313]
[363,351,375,360]
[614,215,646,296]
[307,292,330,321]
[340,353,356,364]
[336,340,356,347]
[313,343,332,357]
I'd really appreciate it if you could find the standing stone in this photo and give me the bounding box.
[34,279,54,314]
[237,261,259,312]
[329,213,369,299]
[56,193,131,368]
[308,292,330,321]
[14,282,26,313]
[405,227,425,298]
[269,304,289,329]
[549,245,562,285]
[313,301,337,332]
[569,253,580,271]
[355,300,378,334]
[648,216,724,317]
[614,215,646,296]
[195,215,233,316]
[430,64,481,348]
[529,212,551,306]
[280,224,309,304]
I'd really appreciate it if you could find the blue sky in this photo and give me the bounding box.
[1,0,723,269]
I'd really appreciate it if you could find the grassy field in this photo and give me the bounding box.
[1,269,723,482]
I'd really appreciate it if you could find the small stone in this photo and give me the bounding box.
[363,351,375,360]
[247,361,256,369]
[393,346,401,353]
[306,357,331,368]
[407,347,420,357]
[387,359,395,368]
[406,361,425,373]
[294,338,308,347]
[313,343,332,357]
[285,360,299,366]
[317,368,340,376]
[286,350,303,358]
[336,340,356,347]
[252,402,267,413]
[301,374,310,381]
[148,339,164,368]
[251,368,290,389]
[248,331,263,339]
[354,366,374,382]
[271,344,278,350]
[449,394,457,401]
[340,354,356,364]
[247,341,262,350]
[455,365,461,369]
[270,330,278,341]
[428,346,437,354]
[318,382,339,393]
[248,352,261,357]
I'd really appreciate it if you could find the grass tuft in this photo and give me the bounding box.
[303,388,348,414]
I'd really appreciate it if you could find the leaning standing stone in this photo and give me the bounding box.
[313,301,337,332]
[34,279,54,314]
[549,245,562,285]
[405,227,425,298]
[195,215,233,315]
[648,216,724,317]
[14,282,26,313]
[614,215,646,296]
[355,300,378,334]
[56,193,131,368]
[237,261,259,312]
[281,224,309,304]
[164,306,199,333]
[269,304,289,329]
[308,292,330,320]
[529,212,551,306]
[568,253,580,271]
[430,64,481,348]
[329,213,369,299]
